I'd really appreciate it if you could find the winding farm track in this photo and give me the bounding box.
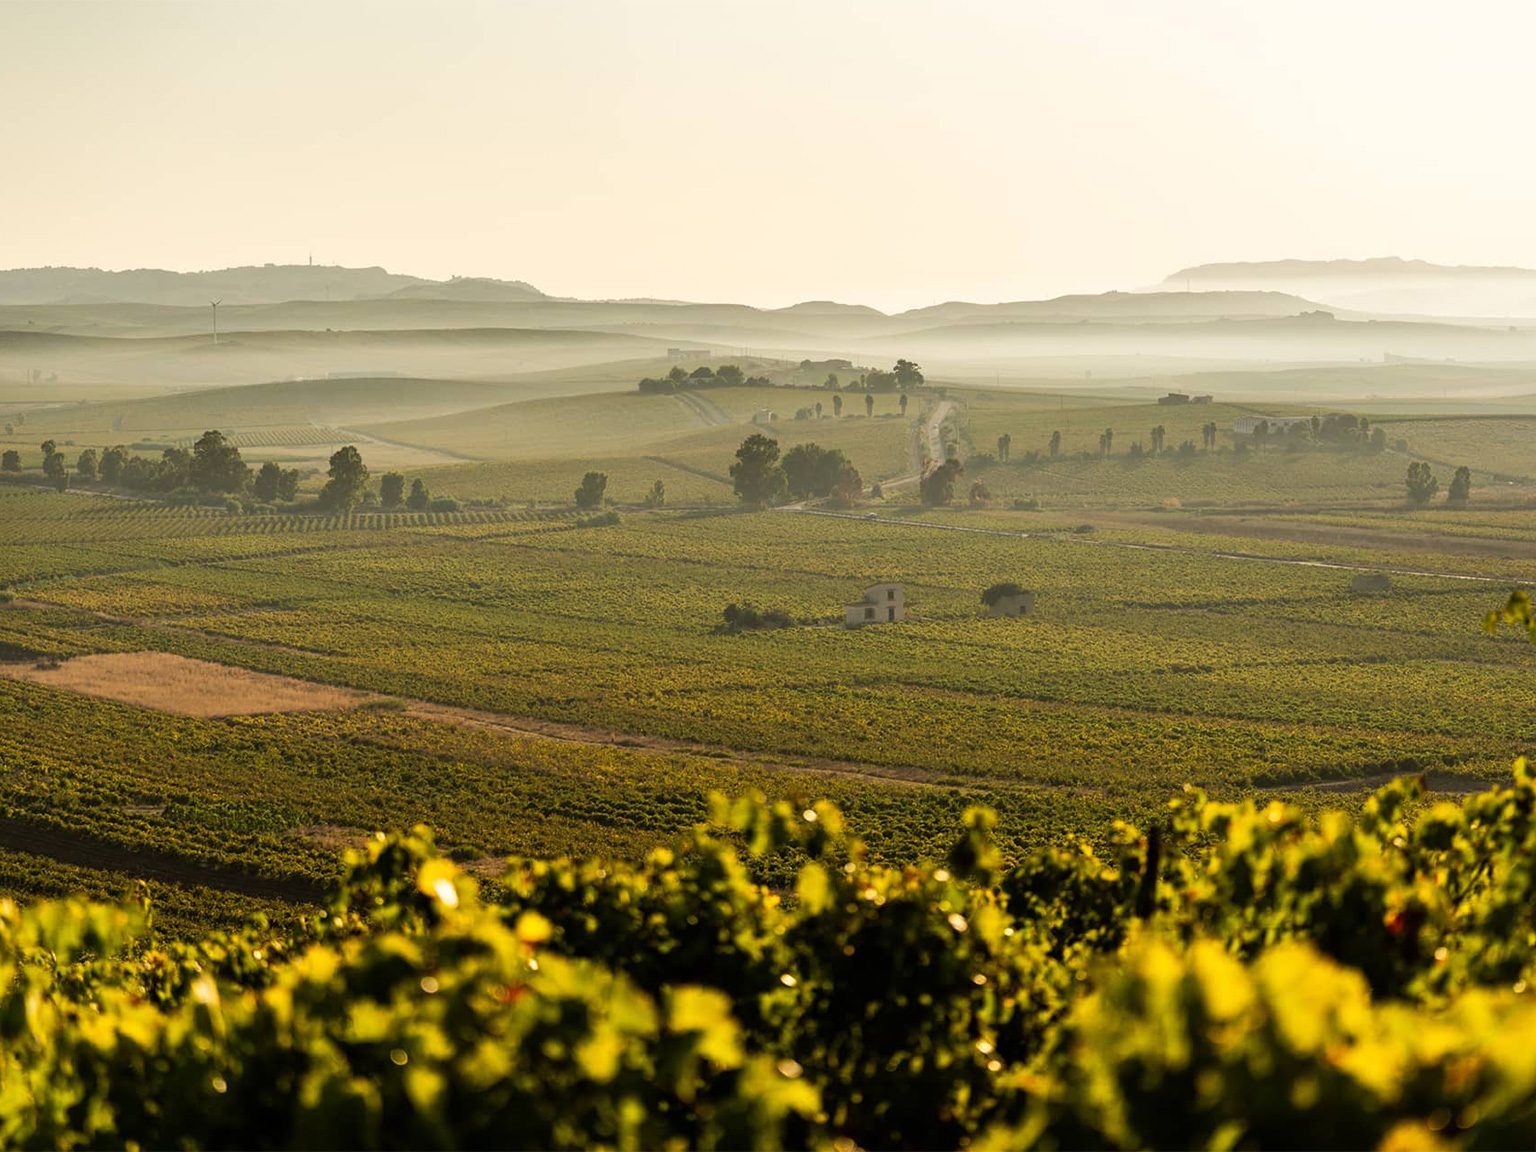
[882,398,955,493]
[642,455,732,485]
[672,390,732,427]
[329,424,477,464]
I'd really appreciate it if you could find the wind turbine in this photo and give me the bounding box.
[210,300,221,347]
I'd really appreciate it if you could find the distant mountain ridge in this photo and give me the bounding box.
[1158,258,1536,317]
[385,277,548,303]
[1166,257,1536,282]
[0,265,549,307]
[893,290,1321,324]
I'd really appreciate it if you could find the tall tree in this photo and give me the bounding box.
[730,434,785,506]
[407,478,431,511]
[189,430,249,493]
[42,448,66,485]
[99,445,128,484]
[1405,461,1439,506]
[74,448,98,482]
[864,393,875,418]
[899,393,909,417]
[893,359,924,388]
[1049,431,1061,458]
[253,460,283,502]
[0,450,19,472]
[320,446,369,511]
[828,462,863,508]
[575,471,608,509]
[380,472,406,509]
[920,459,964,506]
[833,394,844,418]
[781,444,850,499]
[1447,465,1472,506]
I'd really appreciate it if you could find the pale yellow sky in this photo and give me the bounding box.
[4,0,1535,310]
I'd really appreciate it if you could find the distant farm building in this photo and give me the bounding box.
[1350,572,1393,594]
[1233,415,1313,437]
[1191,394,1213,403]
[752,409,777,426]
[844,583,906,628]
[987,589,1036,617]
[1158,392,1190,405]
[668,347,711,360]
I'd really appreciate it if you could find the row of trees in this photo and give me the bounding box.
[795,392,908,420]
[2,433,307,500]
[0,432,451,514]
[1406,462,1472,506]
[982,414,1393,467]
[730,436,863,507]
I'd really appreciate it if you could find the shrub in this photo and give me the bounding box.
[718,602,793,632]
[980,581,1026,607]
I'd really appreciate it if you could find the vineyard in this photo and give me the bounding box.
[0,394,1534,1148]
[8,771,1536,1147]
[0,479,1530,940]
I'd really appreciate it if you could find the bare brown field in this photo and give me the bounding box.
[0,652,372,716]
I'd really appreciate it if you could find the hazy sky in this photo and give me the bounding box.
[5,0,1536,310]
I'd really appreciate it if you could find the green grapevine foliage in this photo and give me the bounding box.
[7,771,1536,1146]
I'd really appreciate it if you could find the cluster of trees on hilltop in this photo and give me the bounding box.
[637,364,765,393]
[1243,413,1388,453]
[730,435,863,507]
[811,359,925,393]
[639,358,926,395]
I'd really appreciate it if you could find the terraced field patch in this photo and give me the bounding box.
[0,651,372,716]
